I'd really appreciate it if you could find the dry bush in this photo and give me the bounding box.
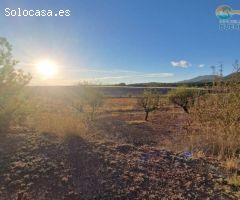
[188,84,240,158]
[73,85,104,120]
[228,174,240,188]
[225,158,239,172]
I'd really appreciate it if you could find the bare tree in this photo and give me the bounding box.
[211,65,216,75]
[80,86,104,120]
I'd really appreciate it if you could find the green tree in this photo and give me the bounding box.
[138,89,160,121]
[168,87,200,114]
[0,37,31,132]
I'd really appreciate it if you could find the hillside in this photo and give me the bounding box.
[223,72,240,82]
[178,75,218,84]
[127,72,240,87]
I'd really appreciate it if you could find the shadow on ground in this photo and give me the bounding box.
[0,128,238,199]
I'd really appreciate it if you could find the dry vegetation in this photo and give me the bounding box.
[1,37,240,199]
[23,85,240,194]
[1,84,240,199]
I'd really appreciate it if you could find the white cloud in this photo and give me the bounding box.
[198,64,205,68]
[171,60,192,68]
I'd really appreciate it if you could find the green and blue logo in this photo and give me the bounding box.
[216,5,240,20]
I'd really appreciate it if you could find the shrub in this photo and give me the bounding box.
[138,89,160,121]
[74,85,104,120]
[0,37,31,132]
[190,84,240,158]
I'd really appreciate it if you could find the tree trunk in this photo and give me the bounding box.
[91,105,95,120]
[183,106,189,114]
[145,111,149,121]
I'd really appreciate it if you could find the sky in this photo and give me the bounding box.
[0,0,240,85]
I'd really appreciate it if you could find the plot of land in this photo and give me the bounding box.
[0,97,239,199]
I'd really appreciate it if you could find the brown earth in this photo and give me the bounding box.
[0,130,238,199]
[0,97,239,199]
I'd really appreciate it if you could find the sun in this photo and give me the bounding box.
[36,60,58,78]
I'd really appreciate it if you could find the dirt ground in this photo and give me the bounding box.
[0,97,239,199]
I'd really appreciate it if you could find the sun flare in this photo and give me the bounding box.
[36,60,58,78]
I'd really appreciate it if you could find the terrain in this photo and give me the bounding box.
[127,72,240,87]
[178,75,218,84]
[0,97,239,199]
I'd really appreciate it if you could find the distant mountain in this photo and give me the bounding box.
[121,73,240,88]
[223,72,240,82]
[178,75,219,83]
[178,72,240,84]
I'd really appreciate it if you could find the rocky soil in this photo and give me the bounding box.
[0,128,239,200]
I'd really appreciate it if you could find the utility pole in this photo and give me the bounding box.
[219,64,223,77]
[211,65,216,75]
[233,60,240,73]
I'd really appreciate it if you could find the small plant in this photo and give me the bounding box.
[72,100,84,113]
[138,89,160,121]
[228,174,240,188]
[225,158,239,172]
[77,85,104,120]
[168,87,200,113]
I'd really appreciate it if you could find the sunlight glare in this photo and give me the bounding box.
[36,60,58,78]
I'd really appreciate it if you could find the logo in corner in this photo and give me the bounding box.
[216,5,240,30]
[216,5,233,20]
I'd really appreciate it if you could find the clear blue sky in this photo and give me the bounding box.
[1,0,240,85]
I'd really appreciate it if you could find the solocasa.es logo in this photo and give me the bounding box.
[216,5,240,20]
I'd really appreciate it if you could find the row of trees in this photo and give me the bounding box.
[69,86,203,122]
[137,87,202,120]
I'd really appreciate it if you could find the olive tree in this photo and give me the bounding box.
[138,89,160,121]
[0,37,31,132]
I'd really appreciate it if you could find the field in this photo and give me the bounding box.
[0,86,239,199]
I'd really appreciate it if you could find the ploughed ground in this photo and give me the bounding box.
[0,109,239,199]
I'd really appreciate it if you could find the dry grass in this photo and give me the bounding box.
[26,87,240,159]
[225,158,239,172]
[26,94,88,137]
[102,97,138,112]
[193,150,206,159]
[228,174,240,187]
[30,112,87,136]
[22,87,240,177]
